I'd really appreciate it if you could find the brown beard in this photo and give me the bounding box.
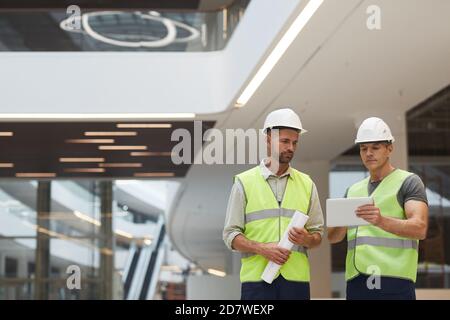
[279,152,293,164]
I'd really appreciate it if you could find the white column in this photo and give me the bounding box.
[295,160,332,298]
[388,114,409,170]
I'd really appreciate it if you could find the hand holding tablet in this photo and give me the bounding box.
[326,197,374,227]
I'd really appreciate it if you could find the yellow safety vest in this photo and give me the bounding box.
[346,169,419,282]
[235,166,313,283]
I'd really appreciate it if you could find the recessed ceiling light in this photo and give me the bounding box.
[235,0,324,107]
[99,163,142,168]
[16,173,56,178]
[130,151,173,156]
[207,268,226,277]
[0,132,13,137]
[59,158,105,162]
[74,211,101,226]
[99,145,147,150]
[0,163,14,168]
[115,229,133,239]
[84,131,137,136]
[134,172,175,177]
[116,123,172,129]
[64,168,105,173]
[66,139,115,144]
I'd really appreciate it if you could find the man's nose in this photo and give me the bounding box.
[287,142,295,151]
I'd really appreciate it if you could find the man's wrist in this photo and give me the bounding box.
[254,242,264,255]
[377,215,387,228]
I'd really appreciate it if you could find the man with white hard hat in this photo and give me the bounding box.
[328,117,429,300]
[223,108,324,300]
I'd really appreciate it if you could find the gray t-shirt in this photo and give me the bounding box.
[344,173,428,208]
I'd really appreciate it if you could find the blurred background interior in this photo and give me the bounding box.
[0,0,449,299]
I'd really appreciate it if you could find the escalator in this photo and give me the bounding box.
[123,215,166,300]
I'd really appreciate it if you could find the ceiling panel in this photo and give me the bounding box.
[0,121,215,178]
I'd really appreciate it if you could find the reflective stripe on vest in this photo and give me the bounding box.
[235,166,313,283]
[245,208,296,224]
[347,236,418,251]
[240,245,307,259]
[345,169,419,282]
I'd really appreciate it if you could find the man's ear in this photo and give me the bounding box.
[387,143,394,153]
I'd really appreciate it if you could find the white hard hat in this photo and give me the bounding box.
[263,108,307,134]
[355,117,395,144]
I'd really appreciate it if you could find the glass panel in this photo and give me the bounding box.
[0,0,250,52]
[408,88,450,288]
[0,179,179,299]
[411,164,450,288]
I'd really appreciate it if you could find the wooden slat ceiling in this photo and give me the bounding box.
[0,121,215,178]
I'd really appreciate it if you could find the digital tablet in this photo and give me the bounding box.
[326,197,374,227]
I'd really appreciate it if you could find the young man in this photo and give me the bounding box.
[328,117,429,300]
[223,108,324,300]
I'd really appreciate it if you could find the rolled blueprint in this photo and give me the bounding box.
[261,210,309,284]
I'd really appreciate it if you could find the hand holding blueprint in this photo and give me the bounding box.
[261,210,309,284]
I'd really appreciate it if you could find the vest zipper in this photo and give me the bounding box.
[278,177,285,242]
[279,203,281,242]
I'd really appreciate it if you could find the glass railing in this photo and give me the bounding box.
[0,179,169,299]
[0,0,250,51]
